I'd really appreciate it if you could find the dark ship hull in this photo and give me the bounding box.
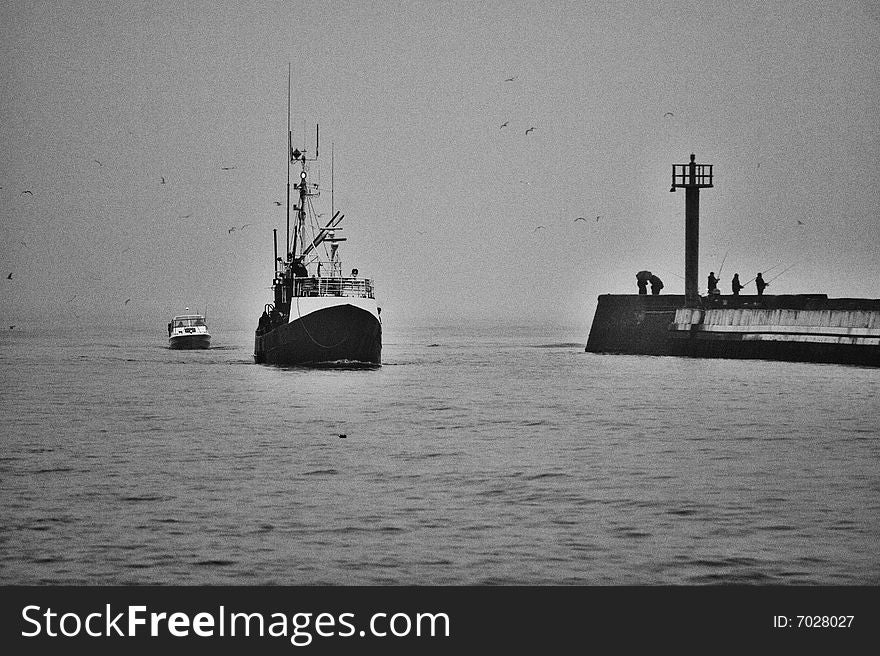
[254,304,381,365]
[586,294,880,367]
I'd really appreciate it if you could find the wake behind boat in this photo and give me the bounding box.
[168,309,211,349]
[254,80,381,366]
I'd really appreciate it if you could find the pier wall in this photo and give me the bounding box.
[586,294,880,366]
[674,307,880,339]
[585,294,686,355]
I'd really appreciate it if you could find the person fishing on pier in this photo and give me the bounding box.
[731,273,743,295]
[707,271,720,295]
[755,272,768,297]
[649,274,664,295]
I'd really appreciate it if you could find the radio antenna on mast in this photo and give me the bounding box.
[331,142,334,218]
[286,62,291,259]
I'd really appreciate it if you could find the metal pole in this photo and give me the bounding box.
[684,155,700,304]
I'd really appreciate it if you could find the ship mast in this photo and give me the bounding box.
[289,124,321,262]
[286,63,291,261]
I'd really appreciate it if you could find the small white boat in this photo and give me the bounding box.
[168,309,211,349]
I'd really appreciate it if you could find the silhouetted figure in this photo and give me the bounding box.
[636,270,651,295]
[291,257,308,278]
[649,274,664,295]
[707,271,720,295]
[755,272,768,297]
[731,273,743,295]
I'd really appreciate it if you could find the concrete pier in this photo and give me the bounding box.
[585,294,686,356]
[586,294,880,366]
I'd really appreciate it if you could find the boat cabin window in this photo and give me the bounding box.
[173,317,205,328]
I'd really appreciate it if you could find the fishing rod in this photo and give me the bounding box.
[766,261,798,284]
[716,249,729,276]
[743,261,782,286]
[654,267,684,280]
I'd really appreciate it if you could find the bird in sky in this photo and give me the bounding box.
[525,127,536,135]
[21,190,32,195]
[500,121,509,128]
[596,215,602,222]
[574,217,587,222]
[663,112,674,117]
[272,201,282,206]
[6,272,12,279]
[179,213,193,218]
[240,224,250,230]
[220,166,236,170]
[338,434,347,439]
[94,159,103,166]
[504,76,516,82]
[532,225,545,232]
[160,177,166,185]
[124,298,131,305]
[796,220,805,226]
[228,227,236,234]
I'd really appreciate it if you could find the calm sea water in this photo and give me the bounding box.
[1,323,878,585]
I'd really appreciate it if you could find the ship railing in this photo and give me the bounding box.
[293,276,374,299]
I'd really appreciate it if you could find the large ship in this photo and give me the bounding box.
[585,155,880,367]
[253,87,381,366]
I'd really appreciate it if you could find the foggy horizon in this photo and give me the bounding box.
[3,1,879,334]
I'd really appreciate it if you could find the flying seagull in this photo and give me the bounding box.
[240,224,250,230]
[179,213,193,218]
[504,76,516,82]
[796,220,805,226]
[21,190,33,195]
[160,177,166,185]
[532,225,545,232]
[500,121,509,128]
[228,227,236,234]
[574,217,587,222]
[272,201,283,206]
[6,272,12,279]
[124,298,131,305]
[596,215,602,222]
[94,159,103,166]
[525,127,536,135]
[220,166,236,170]
[338,434,347,439]
[663,112,674,117]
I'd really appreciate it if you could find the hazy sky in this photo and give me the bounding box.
[2,1,879,332]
